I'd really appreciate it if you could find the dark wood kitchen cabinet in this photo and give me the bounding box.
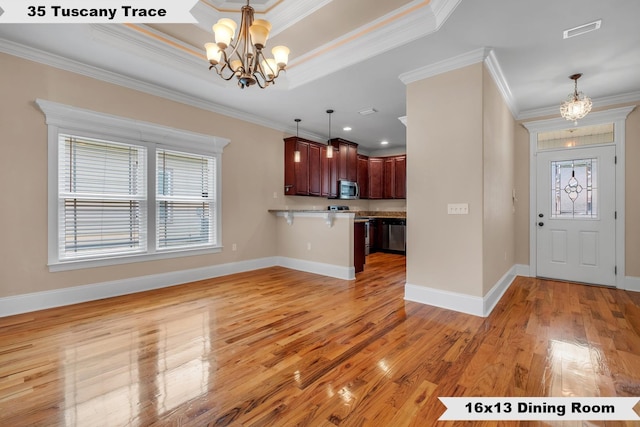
[330,138,358,182]
[368,157,384,199]
[382,155,407,199]
[284,136,321,196]
[357,154,369,199]
[394,155,406,199]
[321,145,338,198]
[354,221,366,273]
[308,143,322,196]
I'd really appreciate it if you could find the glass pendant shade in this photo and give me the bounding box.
[294,118,301,163]
[205,43,222,65]
[560,74,592,124]
[326,109,334,158]
[272,46,290,67]
[213,22,234,49]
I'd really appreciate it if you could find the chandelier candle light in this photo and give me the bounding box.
[204,0,290,89]
[560,73,592,125]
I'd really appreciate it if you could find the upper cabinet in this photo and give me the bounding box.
[331,138,358,182]
[382,155,406,199]
[357,154,369,200]
[367,157,384,199]
[284,137,405,199]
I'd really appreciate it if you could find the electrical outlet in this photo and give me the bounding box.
[307,242,311,251]
[232,243,237,251]
[273,192,278,199]
[447,203,469,215]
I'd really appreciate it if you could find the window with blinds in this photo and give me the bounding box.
[39,99,227,270]
[59,135,147,259]
[156,150,216,249]
[57,136,217,261]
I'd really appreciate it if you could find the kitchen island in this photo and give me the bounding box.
[268,209,405,279]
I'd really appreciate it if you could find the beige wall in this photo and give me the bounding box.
[513,105,640,277]
[406,63,485,297]
[0,53,285,298]
[482,66,516,293]
[275,216,353,267]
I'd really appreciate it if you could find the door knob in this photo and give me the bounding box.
[538,222,544,227]
[538,213,544,218]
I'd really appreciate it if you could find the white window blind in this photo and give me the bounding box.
[59,135,147,259]
[156,149,216,249]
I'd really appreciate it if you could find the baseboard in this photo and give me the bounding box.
[404,265,519,317]
[0,256,356,317]
[0,257,278,318]
[276,257,355,281]
[515,264,530,277]
[622,275,640,292]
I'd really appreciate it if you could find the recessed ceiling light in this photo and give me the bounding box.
[343,127,352,131]
[381,140,389,145]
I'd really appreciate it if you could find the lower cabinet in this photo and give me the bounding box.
[354,221,366,273]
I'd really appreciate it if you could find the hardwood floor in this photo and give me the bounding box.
[1,253,639,426]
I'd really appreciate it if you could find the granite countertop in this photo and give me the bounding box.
[268,209,406,219]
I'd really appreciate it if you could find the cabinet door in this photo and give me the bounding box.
[321,146,338,198]
[337,142,349,181]
[284,137,297,195]
[394,155,406,199]
[295,141,309,195]
[347,145,358,182]
[308,144,321,196]
[383,157,396,199]
[368,158,384,199]
[357,155,369,199]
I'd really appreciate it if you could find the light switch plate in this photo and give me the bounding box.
[448,203,469,215]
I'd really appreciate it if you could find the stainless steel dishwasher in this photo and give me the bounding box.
[381,218,406,254]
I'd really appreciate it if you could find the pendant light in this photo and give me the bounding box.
[326,109,334,158]
[560,73,592,125]
[294,118,301,163]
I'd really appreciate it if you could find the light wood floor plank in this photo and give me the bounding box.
[1,253,639,426]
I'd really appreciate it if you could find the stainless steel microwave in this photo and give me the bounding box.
[339,180,359,199]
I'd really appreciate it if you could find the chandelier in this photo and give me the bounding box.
[560,73,592,125]
[204,0,290,89]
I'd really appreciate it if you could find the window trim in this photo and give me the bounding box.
[37,99,230,272]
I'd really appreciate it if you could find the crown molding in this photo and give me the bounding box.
[521,105,636,132]
[0,38,289,133]
[518,90,640,121]
[399,47,490,85]
[192,0,332,36]
[483,49,518,118]
[287,0,462,89]
[90,24,206,76]
[265,0,333,38]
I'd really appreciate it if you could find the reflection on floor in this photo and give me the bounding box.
[0,253,639,426]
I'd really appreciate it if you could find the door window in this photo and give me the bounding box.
[550,158,598,219]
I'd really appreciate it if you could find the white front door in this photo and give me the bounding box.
[536,145,616,286]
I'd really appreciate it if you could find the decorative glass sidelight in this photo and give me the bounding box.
[551,158,598,219]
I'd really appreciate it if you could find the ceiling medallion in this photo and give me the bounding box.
[204,0,290,89]
[560,73,592,125]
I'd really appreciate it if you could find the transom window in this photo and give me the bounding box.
[38,99,229,271]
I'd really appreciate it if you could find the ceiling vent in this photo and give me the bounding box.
[563,20,602,39]
[358,108,378,116]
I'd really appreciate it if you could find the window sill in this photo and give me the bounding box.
[48,246,223,272]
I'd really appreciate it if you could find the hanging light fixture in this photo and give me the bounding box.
[560,73,592,125]
[294,118,301,163]
[204,0,290,89]
[326,109,334,158]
